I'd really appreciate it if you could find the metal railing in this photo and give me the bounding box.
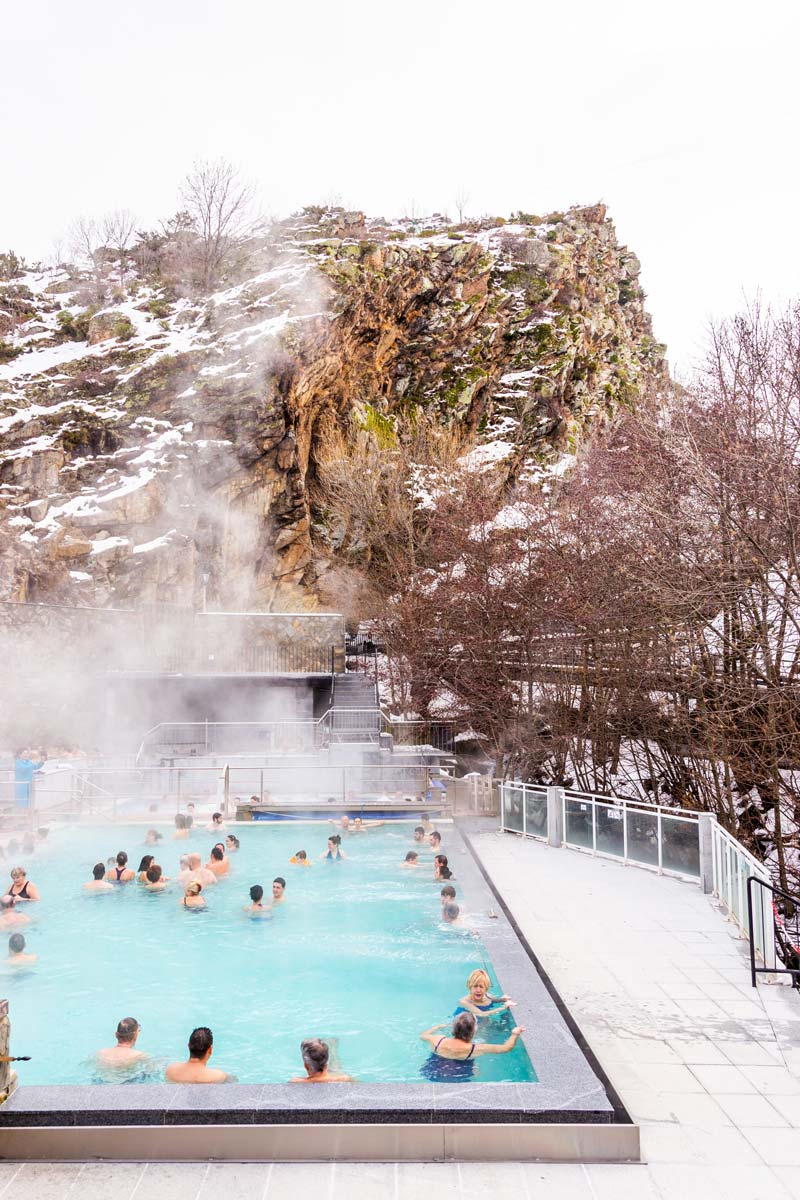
[710,820,771,938]
[226,763,434,806]
[151,643,337,675]
[747,877,789,985]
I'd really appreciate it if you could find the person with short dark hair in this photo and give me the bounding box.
[434,854,454,881]
[412,826,426,843]
[205,845,230,877]
[428,830,442,850]
[166,1027,230,1083]
[402,851,420,868]
[440,884,456,905]
[206,812,225,833]
[145,829,163,846]
[8,932,36,966]
[246,884,272,919]
[420,1012,525,1080]
[173,813,189,840]
[272,877,286,905]
[145,864,168,891]
[290,1038,353,1083]
[106,852,134,884]
[96,1017,148,1070]
[84,863,113,893]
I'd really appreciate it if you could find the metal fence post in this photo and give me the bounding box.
[698,814,714,894]
[547,786,564,847]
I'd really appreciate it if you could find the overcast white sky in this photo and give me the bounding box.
[2,0,798,373]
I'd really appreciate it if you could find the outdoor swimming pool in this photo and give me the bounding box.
[2,821,537,1086]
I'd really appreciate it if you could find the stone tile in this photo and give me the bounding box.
[584,1163,661,1198]
[689,1064,756,1094]
[394,1163,461,1198]
[721,1041,786,1067]
[659,1091,733,1128]
[267,1165,331,1199]
[138,1164,210,1200]
[66,1164,145,1199]
[768,1093,800,1127]
[198,1164,271,1200]
[0,1166,22,1199]
[520,1164,593,1198]
[12,1164,85,1200]
[717,1092,790,1128]
[330,1162,397,1199]
[634,1063,705,1093]
[667,1038,729,1066]
[638,1123,704,1164]
[614,1088,678,1123]
[738,1065,800,1096]
[773,1166,800,1200]
[741,1126,800,1166]
[683,1123,764,1165]
[459,1162,527,1198]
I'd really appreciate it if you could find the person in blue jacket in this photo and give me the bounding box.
[14,748,46,808]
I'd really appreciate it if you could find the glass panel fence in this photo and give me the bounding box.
[502,787,524,833]
[594,802,624,858]
[524,789,548,839]
[661,815,701,877]
[625,808,659,867]
[565,797,593,849]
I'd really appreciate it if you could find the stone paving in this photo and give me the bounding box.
[1,828,799,1197]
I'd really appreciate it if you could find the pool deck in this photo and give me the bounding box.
[1,821,799,1194]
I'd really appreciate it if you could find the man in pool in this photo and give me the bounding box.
[178,854,217,889]
[401,851,421,868]
[84,863,113,893]
[351,817,385,832]
[290,1039,353,1083]
[145,864,169,891]
[206,812,225,834]
[206,845,230,877]
[96,1018,148,1070]
[166,1026,231,1083]
[105,852,135,883]
[271,877,286,905]
[442,901,468,928]
[7,933,37,967]
[0,896,29,929]
[428,830,443,852]
[440,884,456,911]
[329,815,350,832]
[245,884,272,918]
[412,826,426,843]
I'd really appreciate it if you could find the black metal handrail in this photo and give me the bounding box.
[747,875,800,990]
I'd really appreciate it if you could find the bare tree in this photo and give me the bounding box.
[101,209,137,293]
[454,186,470,224]
[179,158,258,291]
[67,215,104,297]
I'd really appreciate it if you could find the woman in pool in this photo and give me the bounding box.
[434,854,454,881]
[4,867,40,902]
[455,969,516,1018]
[182,881,205,910]
[106,852,135,883]
[225,835,240,853]
[321,836,346,861]
[137,855,154,882]
[419,1013,525,1081]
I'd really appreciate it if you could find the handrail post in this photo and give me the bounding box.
[547,786,564,847]
[698,814,714,894]
[747,876,758,988]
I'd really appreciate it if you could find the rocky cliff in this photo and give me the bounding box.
[0,205,667,613]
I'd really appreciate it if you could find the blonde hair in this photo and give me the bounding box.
[186,881,202,896]
[466,969,491,990]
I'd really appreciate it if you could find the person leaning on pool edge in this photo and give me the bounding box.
[420,1012,525,1081]
[290,1038,353,1083]
[166,1026,232,1083]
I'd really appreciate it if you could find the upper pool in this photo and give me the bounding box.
[2,821,536,1086]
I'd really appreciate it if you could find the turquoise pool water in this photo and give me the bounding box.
[2,822,536,1085]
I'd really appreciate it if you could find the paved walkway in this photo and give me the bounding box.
[2,830,799,1198]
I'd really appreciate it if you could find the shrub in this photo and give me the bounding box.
[0,251,23,280]
[113,317,135,341]
[57,307,96,341]
[147,297,172,319]
[0,340,21,362]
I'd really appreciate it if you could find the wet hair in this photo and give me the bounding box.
[8,933,25,954]
[250,885,264,903]
[440,885,456,900]
[185,881,202,896]
[210,846,224,862]
[188,1026,213,1058]
[116,1017,139,1044]
[226,835,240,849]
[414,826,425,835]
[273,877,286,889]
[92,863,106,880]
[436,855,453,880]
[430,831,442,845]
[405,851,418,862]
[146,864,162,883]
[294,850,307,861]
[467,969,491,990]
[443,902,460,921]
[331,834,341,845]
[0,896,14,910]
[212,812,222,823]
[146,828,162,841]
[10,867,25,880]
[213,842,225,854]
[301,1038,329,1073]
[138,855,154,874]
[116,852,128,867]
[452,1011,476,1041]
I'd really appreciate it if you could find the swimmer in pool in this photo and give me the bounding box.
[245,884,272,918]
[321,836,346,861]
[225,835,240,853]
[412,826,426,843]
[442,901,468,928]
[145,864,169,891]
[173,814,190,840]
[351,817,385,832]
[7,932,37,967]
[329,815,351,833]
[205,845,230,877]
[290,1039,353,1084]
[428,830,443,852]
[178,854,216,889]
[181,881,205,909]
[144,829,163,847]
[84,863,114,893]
[96,1018,148,1071]
[271,877,286,905]
[137,855,155,882]
[5,866,40,902]
[419,1013,525,1081]
[0,896,29,927]
[420,815,435,835]
[206,812,225,834]
[105,852,135,884]
[440,884,456,913]
[401,851,421,868]
[434,854,454,881]
[455,969,516,1018]
[166,1026,230,1084]
[289,850,311,867]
